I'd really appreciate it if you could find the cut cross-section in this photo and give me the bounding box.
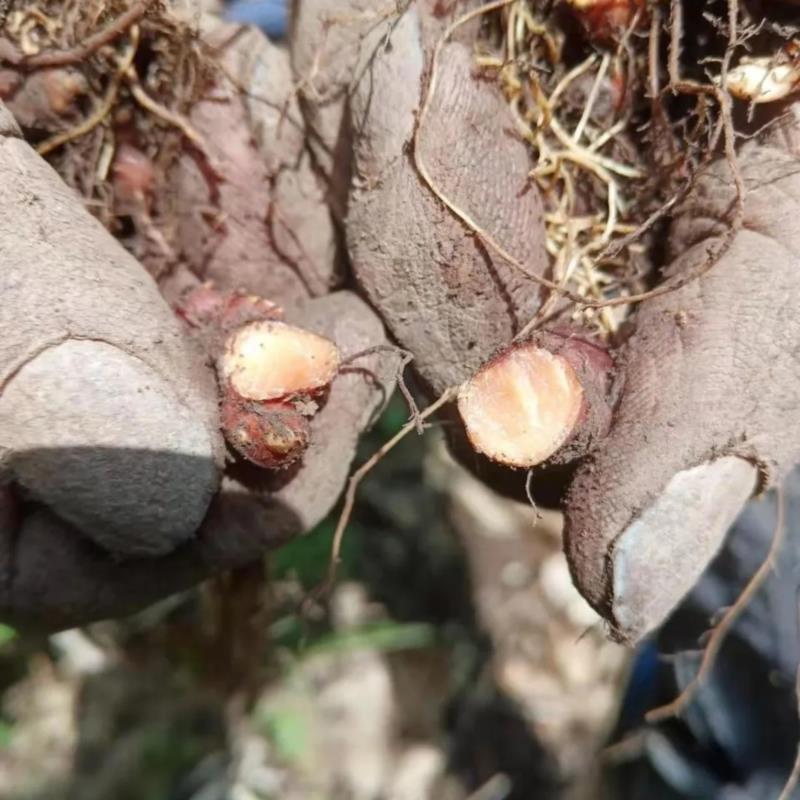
[458,345,585,469]
[220,320,341,402]
[724,58,800,105]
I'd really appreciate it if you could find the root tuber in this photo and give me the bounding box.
[111,144,156,207]
[216,319,339,469]
[177,285,342,470]
[459,347,582,469]
[1,68,88,131]
[458,332,613,469]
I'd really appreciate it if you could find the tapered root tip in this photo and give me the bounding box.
[457,344,585,469]
[219,320,341,402]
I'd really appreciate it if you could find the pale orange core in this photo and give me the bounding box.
[221,321,341,401]
[457,346,584,468]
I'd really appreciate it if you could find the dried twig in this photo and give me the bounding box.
[6,1,151,69]
[668,0,683,87]
[125,66,215,165]
[646,484,786,723]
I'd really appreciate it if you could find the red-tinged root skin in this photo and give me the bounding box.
[458,330,614,470]
[112,144,155,204]
[219,293,283,333]
[2,68,88,131]
[567,0,647,42]
[219,320,341,404]
[175,283,226,328]
[176,284,282,333]
[176,287,339,470]
[220,392,311,469]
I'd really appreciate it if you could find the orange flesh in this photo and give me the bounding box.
[458,346,584,468]
[221,321,341,401]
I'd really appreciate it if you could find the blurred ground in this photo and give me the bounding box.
[0,394,630,800]
[1,404,799,800]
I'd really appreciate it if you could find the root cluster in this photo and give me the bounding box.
[488,0,647,334]
[476,0,800,336]
[0,0,215,275]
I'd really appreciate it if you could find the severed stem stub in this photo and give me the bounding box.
[458,330,614,469]
[217,320,340,469]
[176,285,341,470]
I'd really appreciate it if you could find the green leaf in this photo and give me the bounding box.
[262,707,309,763]
[272,519,361,588]
[0,720,13,748]
[0,625,17,647]
[376,393,410,438]
[304,621,435,659]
